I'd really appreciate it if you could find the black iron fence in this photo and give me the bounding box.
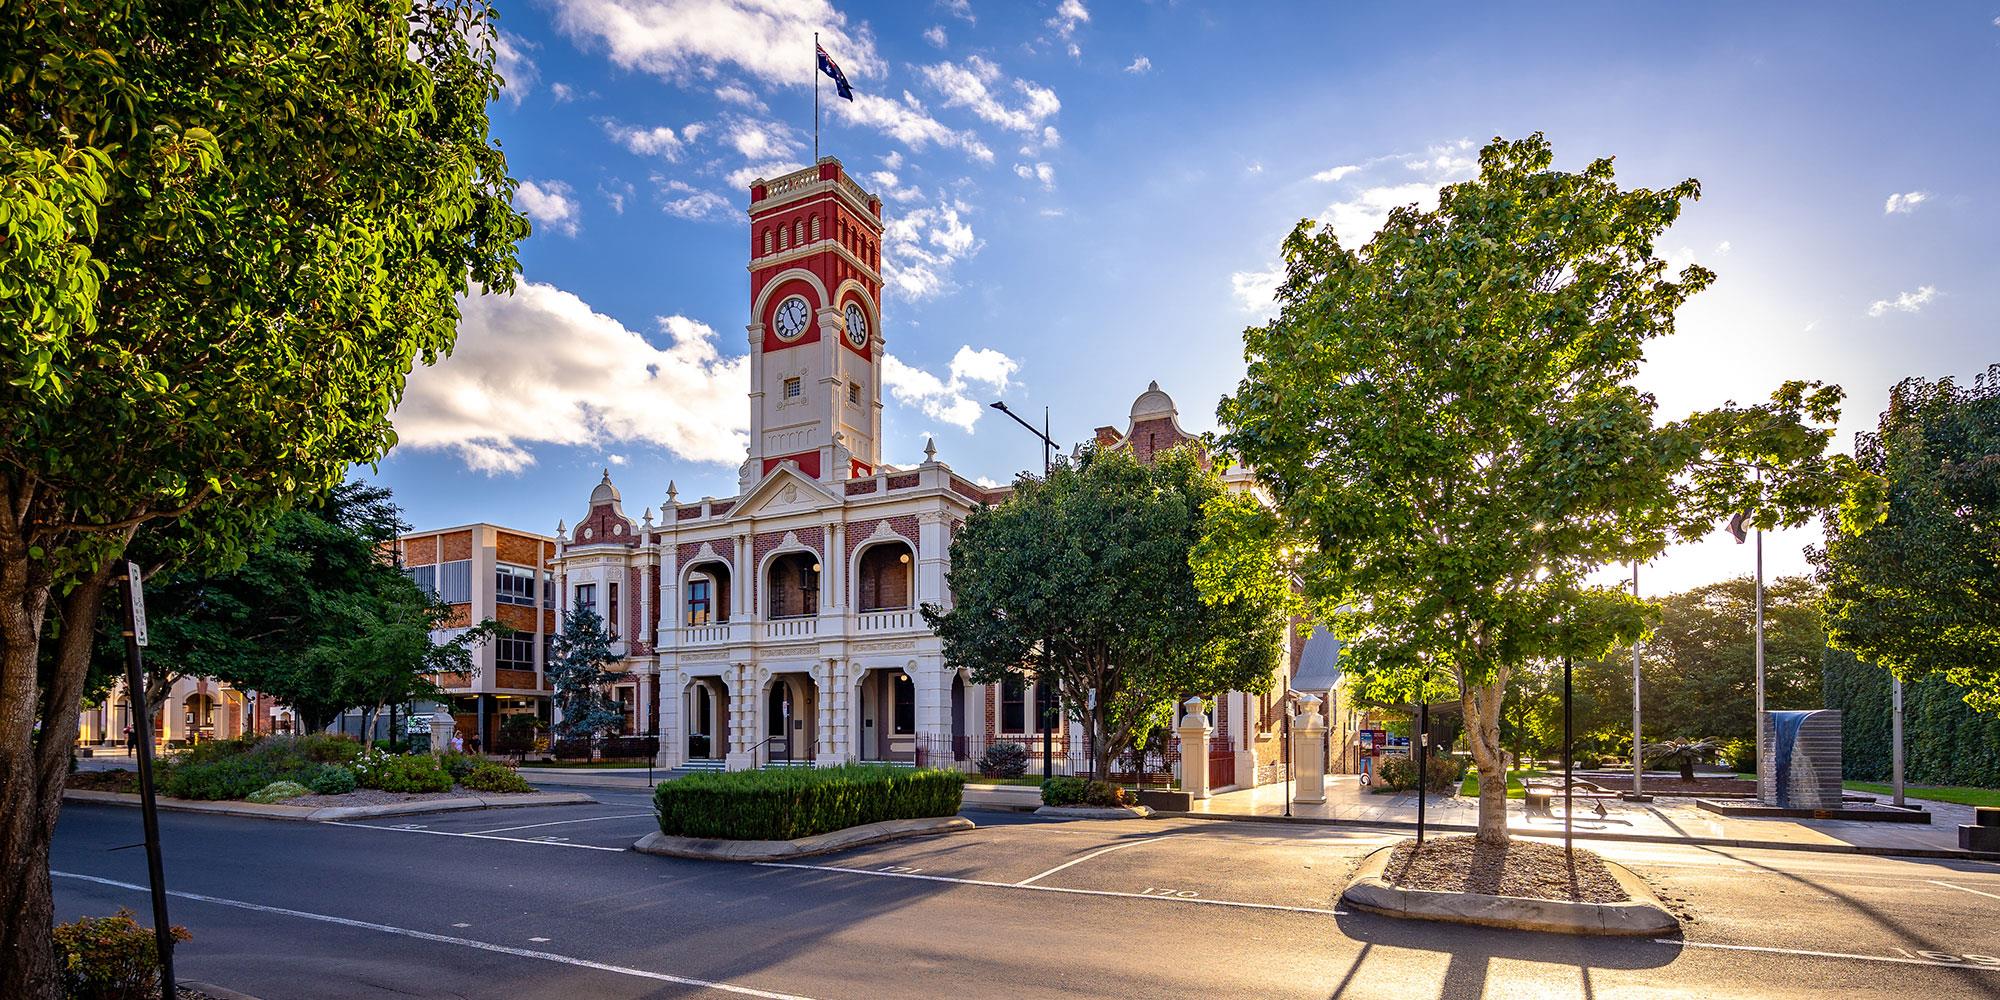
[906,732,1192,788]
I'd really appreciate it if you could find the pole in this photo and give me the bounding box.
[812,32,819,162]
[1629,562,1646,801]
[1891,676,1905,808]
[1282,703,1293,819]
[1754,524,1766,765]
[120,564,175,1000]
[1415,691,1428,845]
[1563,654,1574,860]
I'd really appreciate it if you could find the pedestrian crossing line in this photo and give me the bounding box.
[52,870,820,999]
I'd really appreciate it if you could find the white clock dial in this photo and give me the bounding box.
[844,303,869,348]
[773,295,811,341]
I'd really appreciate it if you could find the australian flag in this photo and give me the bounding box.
[817,43,854,101]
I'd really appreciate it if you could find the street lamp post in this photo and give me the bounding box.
[1626,562,1651,803]
[991,400,1060,779]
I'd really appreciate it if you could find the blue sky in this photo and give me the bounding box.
[367,1,2000,595]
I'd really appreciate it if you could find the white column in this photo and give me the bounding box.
[635,666,655,735]
[1293,694,1327,804]
[917,512,947,609]
[658,667,685,767]
[1178,697,1213,801]
[725,662,756,771]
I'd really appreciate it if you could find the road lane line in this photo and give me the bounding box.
[1016,837,1163,886]
[754,860,1347,917]
[1669,939,2000,973]
[321,820,627,851]
[1929,879,2000,901]
[469,813,654,835]
[52,871,820,999]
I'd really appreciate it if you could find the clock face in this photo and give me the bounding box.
[844,303,869,348]
[773,295,811,341]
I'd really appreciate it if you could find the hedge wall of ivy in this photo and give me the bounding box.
[1824,647,2000,787]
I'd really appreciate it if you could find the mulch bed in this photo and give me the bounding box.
[1383,835,1629,904]
[67,769,139,793]
[67,772,536,808]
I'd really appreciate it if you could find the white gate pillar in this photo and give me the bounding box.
[1178,697,1213,801]
[1292,693,1327,804]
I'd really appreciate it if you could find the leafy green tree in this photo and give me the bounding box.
[548,608,624,740]
[1210,134,1875,843]
[927,446,1291,776]
[1639,575,1824,741]
[0,3,526,992]
[1818,367,2000,711]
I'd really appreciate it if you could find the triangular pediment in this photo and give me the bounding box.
[726,464,838,520]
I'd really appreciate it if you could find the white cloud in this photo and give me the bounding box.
[917,57,1061,135]
[868,170,926,203]
[714,83,765,110]
[1311,164,1361,182]
[599,180,634,214]
[549,0,883,87]
[490,29,538,104]
[1318,181,1445,246]
[941,0,975,23]
[1046,0,1088,57]
[724,160,806,189]
[881,345,1019,431]
[1883,190,1930,214]
[1013,161,1054,190]
[602,120,686,160]
[1404,139,1476,176]
[516,179,581,237]
[1124,55,1151,74]
[396,281,749,474]
[881,150,904,170]
[1245,161,1264,175]
[550,82,576,103]
[884,199,983,300]
[657,178,733,221]
[1866,285,1937,317]
[1230,267,1283,316]
[1714,240,1732,255]
[832,90,993,162]
[608,453,627,466]
[722,117,798,160]
[924,24,948,48]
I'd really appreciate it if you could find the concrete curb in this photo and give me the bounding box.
[183,980,264,1000]
[1034,804,1156,820]
[1158,809,2000,863]
[63,788,596,822]
[963,784,1043,812]
[1339,844,1679,937]
[633,816,974,861]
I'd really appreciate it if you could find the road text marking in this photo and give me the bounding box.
[52,871,819,999]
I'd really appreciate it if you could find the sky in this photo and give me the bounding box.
[366,0,2000,597]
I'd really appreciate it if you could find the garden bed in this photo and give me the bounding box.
[653,764,964,841]
[1341,837,1677,936]
[1381,836,1626,903]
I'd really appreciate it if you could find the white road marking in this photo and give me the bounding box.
[755,860,1347,917]
[322,820,626,852]
[53,871,820,999]
[1017,837,1163,886]
[469,813,655,835]
[1671,939,2000,973]
[1929,879,2000,901]
[530,936,551,942]
[452,923,471,928]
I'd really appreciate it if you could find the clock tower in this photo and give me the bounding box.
[741,157,885,491]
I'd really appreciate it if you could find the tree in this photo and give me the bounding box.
[1638,576,1824,742]
[1211,134,1875,843]
[927,445,1291,777]
[547,608,624,740]
[1818,366,2000,711]
[1,3,527,992]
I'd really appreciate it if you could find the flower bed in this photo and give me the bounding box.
[653,764,965,841]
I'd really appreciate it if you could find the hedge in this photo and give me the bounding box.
[653,764,965,840]
[1824,648,2000,788]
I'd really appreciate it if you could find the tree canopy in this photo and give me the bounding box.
[1818,366,2000,711]
[547,608,624,739]
[1208,134,1875,842]
[926,445,1291,775]
[1,2,527,993]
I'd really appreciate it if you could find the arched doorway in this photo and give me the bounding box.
[764,552,821,619]
[763,673,818,764]
[684,677,727,761]
[183,693,216,742]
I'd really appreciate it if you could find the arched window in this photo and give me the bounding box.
[856,541,914,611]
[810,214,820,241]
[793,220,804,245]
[779,226,789,250]
[765,552,821,619]
[762,229,773,255]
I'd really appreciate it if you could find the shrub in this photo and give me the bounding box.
[461,761,535,794]
[1083,780,1127,807]
[53,909,191,1000]
[553,738,594,761]
[354,750,452,793]
[164,757,276,801]
[1040,775,1087,806]
[308,765,357,795]
[978,741,1029,778]
[442,753,479,781]
[1376,753,1464,795]
[654,764,965,840]
[246,781,310,804]
[1642,738,1723,781]
[1720,738,1756,775]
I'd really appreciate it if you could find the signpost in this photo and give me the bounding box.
[121,562,175,1000]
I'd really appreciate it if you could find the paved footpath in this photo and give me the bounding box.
[50,793,2000,999]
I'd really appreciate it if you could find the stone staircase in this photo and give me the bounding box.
[663,759,727,780]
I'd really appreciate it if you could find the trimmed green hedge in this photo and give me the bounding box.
[1825,648,2000,788]
[653,764,965,840]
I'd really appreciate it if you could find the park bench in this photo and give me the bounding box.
[1523,777,1616,819]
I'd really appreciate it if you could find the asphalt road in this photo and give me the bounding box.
[50,790,2000,999]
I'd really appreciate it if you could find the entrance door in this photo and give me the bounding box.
[767,682,794,760]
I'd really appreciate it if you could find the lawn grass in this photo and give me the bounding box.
[1458,767,1548,800]
[1845,782,2000,808]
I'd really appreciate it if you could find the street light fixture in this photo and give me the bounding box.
[991,399,1060,779]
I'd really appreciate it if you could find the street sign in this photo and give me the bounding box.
[126,562,148,647]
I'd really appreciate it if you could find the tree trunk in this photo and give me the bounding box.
[1460,671,1511,845]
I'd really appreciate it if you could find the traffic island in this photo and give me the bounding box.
[1034,804,1156,820]
[634,816,974,861]
[1340,836,1678,937]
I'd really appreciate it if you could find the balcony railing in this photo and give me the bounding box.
[763,617,818,641]
[855,608,921,633]
[683,622,734,645]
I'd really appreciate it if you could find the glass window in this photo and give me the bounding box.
[686,579,711,626]
[1001,676,1026,733]
[783,376,802,400]
[575,583,596,614]
[435,560,472,604]
[403,564,437,597]
[495,564,538,606]
[608,582,620,638]
[1035,681,1055,734]
[542,572,555,608]
[893,672,915,736]
[496,635,535,671]
[848,382,861,404]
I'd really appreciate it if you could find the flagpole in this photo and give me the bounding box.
[813,32,820,162]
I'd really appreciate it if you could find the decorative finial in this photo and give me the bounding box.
[1148,379,1160,391]
[600,467,611,482]
[556,518,566,536]
[642,508,654,528]
[923,437,937,463]
[666,480,679,504]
